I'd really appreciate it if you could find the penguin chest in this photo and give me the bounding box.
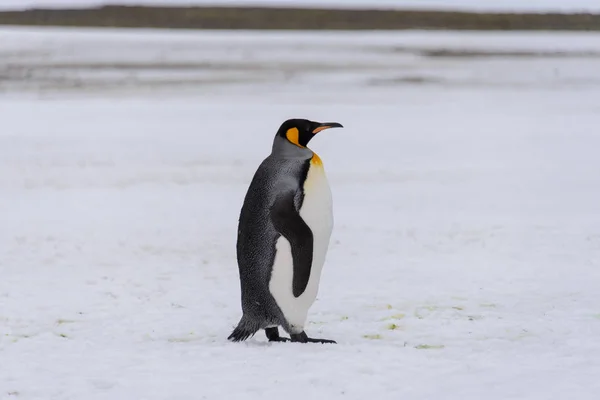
[298,162,334,285]
[269,159,333,333]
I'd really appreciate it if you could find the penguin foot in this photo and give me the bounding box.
[290,331,337,344]
[265,327,290,342]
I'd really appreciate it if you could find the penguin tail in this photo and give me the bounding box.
[227,315,260,342]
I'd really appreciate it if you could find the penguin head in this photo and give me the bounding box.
[276,119,343,148]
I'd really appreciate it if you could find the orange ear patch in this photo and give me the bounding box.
[286,128,304,148]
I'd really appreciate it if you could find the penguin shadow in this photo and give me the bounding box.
[234,338,273,347]
[226,333,337,347]
[164,329,335,346]
[234,338,340,347]
[225,323,340,346]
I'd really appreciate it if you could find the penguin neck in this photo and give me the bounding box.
[271,135,313,160]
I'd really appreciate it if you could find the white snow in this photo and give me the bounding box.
[2,26,600,399]
[1,0,600,12]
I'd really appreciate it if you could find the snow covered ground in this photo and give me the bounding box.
[2,0,600,12]
[1,27,600,399]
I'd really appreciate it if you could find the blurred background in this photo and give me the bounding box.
[2,2,600,400]
[2,0,600,96]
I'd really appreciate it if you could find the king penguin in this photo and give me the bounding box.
[228,118,343,344]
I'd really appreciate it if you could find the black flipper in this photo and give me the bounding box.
[270,190,313,298]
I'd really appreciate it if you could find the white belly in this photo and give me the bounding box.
[269,160,333,333]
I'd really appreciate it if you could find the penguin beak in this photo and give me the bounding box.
[312,122,343,134]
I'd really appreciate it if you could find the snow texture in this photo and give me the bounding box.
[1,0,600,12]
[1,27,600,400]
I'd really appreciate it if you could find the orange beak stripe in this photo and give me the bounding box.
[313,126,334,134]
